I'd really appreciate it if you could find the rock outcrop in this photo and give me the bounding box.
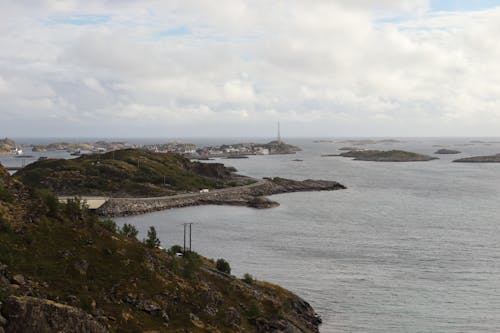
[453,153,500,162]
[1,296,106,333]
[97,178,346,217]
[340,150,437,162]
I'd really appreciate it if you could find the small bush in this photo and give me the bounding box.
[242,273,254,284]
[246,300,261,318]
[0,213,12,232]
[170,245,183,254]
[63,198,89,221]
[0,183,13,203]
[120,223,138,239]
[181,251,201,279]
[144,226,160,248]
[35,189,59,217]
[215,258,231,275]
[98,219,117,233]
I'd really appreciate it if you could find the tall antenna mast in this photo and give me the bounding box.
[277,121,281,143]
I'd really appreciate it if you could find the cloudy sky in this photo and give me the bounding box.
[1,0,500,138]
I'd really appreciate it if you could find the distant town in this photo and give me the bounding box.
[0,137,300,159]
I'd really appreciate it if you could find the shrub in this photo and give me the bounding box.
[246,300,261,318]
[170,245,183,254]
[144,226,160,248]
[63,198,88,221]
[98,219,118,233]
[181,251,201,279]
[0,183,13,203]
[35,189,59,217]
[120,223,138,239]
[0,213,12,232]
[215,258,231,275]
[242,273,254,284]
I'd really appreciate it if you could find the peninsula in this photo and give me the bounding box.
[13,149,345,216]
[14,149,254,197]
[97,177,346,217]
[0,165,322,332]
[453,154,500,163]
[339,150,438,162]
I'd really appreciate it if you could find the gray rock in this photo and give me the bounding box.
[11,274,25,285]
[224,307,241,327]
[3,296,106,333]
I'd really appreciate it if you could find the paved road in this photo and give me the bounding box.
[58,179,268,204]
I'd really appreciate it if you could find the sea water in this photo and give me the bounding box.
[21,137,500,332]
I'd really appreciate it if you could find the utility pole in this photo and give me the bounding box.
[182,223,194,253]
[183,223,186,253]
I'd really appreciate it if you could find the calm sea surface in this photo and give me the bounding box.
[115,138,500,332]
[6,137,500,332]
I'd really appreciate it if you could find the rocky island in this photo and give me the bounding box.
[453,154,500,163]
[340,150,438,162]
[435,149,461,154]
[0,165,322,332]
[0,138,19,155]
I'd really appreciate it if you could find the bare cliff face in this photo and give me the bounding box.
[0,166,322,333]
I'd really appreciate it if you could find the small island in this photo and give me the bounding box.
[338,146,361,151]
[453,154,500,163]
[435,148,461,154]
[0,138,22,155]
[339,150,438,162]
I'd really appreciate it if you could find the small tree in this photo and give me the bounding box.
[216,258,231,274]
[121,223,139,239]
[144,226,160,248]
[243,273,254,284]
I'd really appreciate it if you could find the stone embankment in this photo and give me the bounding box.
[97,177,346,217]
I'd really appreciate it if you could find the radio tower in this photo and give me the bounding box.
[277,121,282,143]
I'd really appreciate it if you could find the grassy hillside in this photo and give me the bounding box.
[0,166,320,332]
[15,149,251,197]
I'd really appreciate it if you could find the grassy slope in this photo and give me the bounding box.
[0,167,313,332]
[15,149,244,197]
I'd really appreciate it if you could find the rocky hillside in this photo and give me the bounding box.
[15,149,253,197]
[340,150,438,162]
[0,165,321,332]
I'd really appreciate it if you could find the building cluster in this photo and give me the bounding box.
[195,143,270,157]
[144,142,197,154]
[144,142,271,157]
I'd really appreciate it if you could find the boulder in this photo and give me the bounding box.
[2,296,106,333]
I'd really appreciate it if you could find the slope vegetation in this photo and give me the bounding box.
[0,166,320,332]
[15,149,251,197]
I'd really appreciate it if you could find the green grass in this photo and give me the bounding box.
[14,149,234,197]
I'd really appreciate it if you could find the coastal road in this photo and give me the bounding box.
[58,178,268,206]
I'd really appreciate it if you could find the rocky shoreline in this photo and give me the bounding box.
[339,149,437,162]
[453,153,500,162]
[97,177,346,217]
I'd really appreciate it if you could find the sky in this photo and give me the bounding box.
[1,0,500,138]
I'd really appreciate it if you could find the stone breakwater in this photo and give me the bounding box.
[97,177,346,217]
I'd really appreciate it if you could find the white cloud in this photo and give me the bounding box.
[1,1,500,137]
